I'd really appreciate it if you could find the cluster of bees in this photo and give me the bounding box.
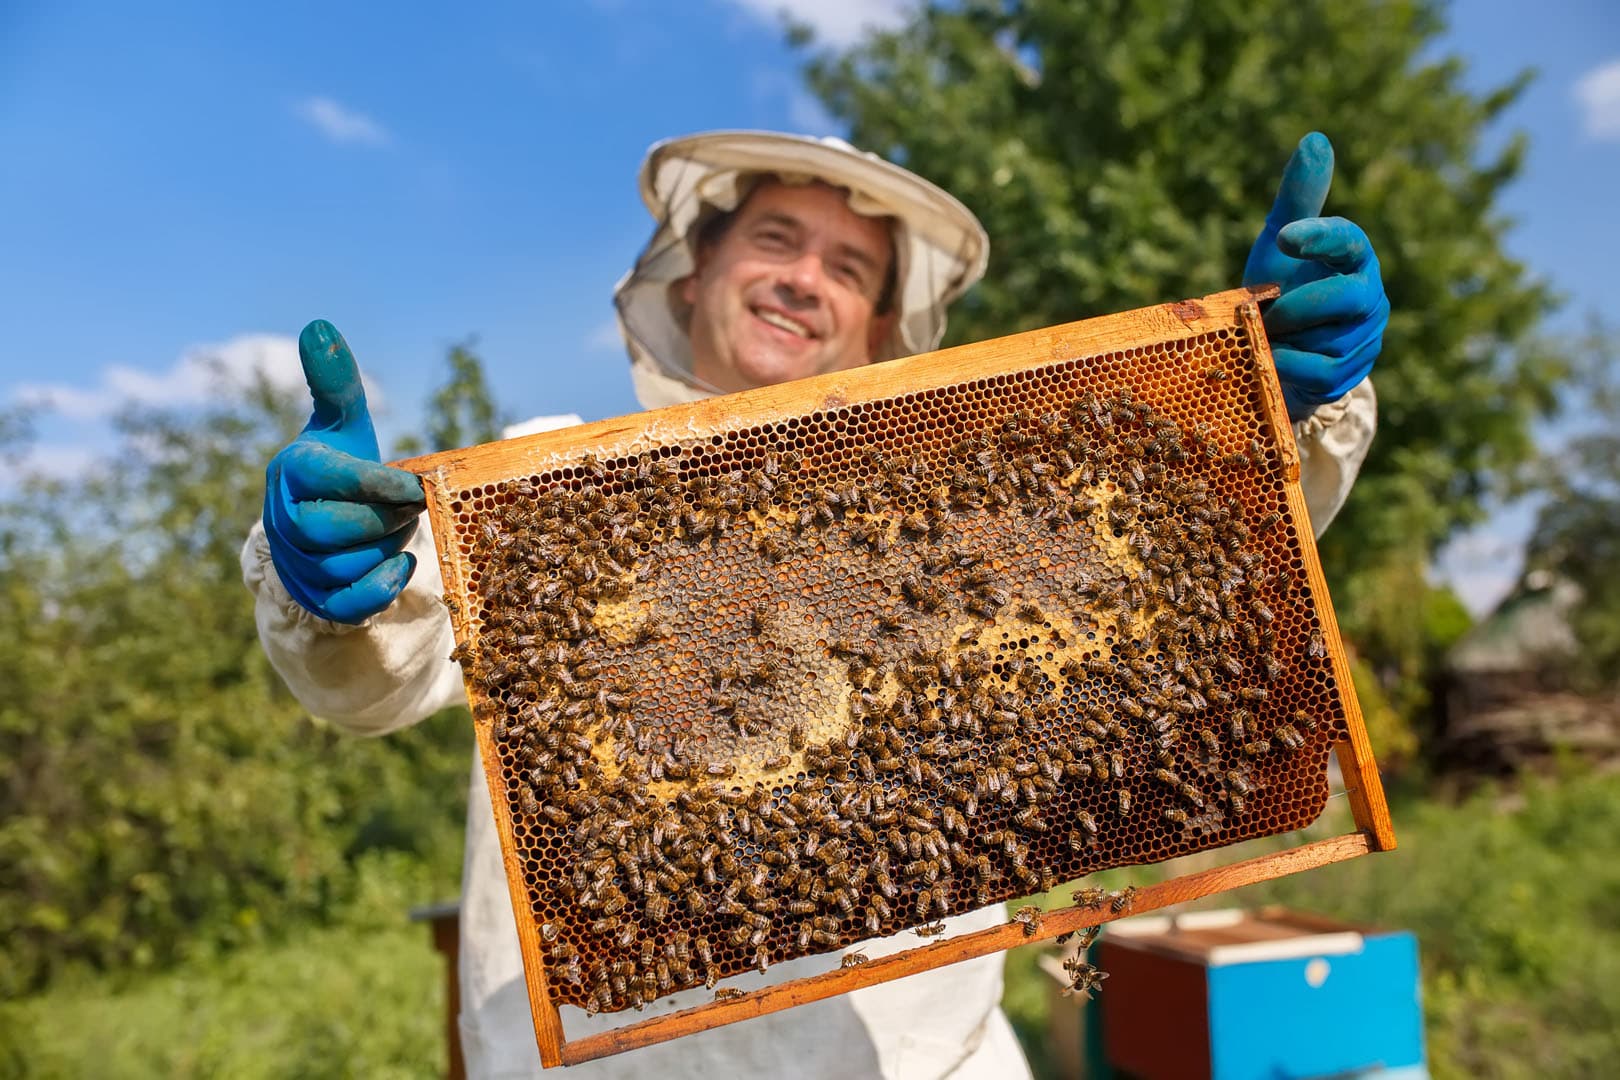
[454,380,1339,1015]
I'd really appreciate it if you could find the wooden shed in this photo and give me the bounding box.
[1440,573,1618,773]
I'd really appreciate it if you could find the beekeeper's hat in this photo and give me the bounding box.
[613,130,990,406]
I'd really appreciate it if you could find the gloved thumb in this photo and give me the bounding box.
[299,319,374,440]
[1264,132,1334,230]
[1245,132,1337,289]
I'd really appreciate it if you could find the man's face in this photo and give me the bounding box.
[684,179,896,393]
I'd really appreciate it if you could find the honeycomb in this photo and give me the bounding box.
[429,301,1352,1017]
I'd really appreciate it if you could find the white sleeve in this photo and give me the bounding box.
[1294,378,1376,539]
[241,516,467,736]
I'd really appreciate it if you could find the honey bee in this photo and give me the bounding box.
[1306,628,1327,659]
[915,921,947,938]
[1061,958,1110,1000]
[751,655,783,685]
[1110,886,1137,913]
[1223,769,1254,795]
[1012,905,1044,937]
[978,585,1011,608]
[1229,710,1250,741]
[1115,789,1133,816]
[1072,887,1107,907]
[841,951,870,967]
[713,987,747,1001]
[1274,723,1305,751]
[758,534,788,562]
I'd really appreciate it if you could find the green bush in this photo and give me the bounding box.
[0,914,444,1080]
[0,380,469,996]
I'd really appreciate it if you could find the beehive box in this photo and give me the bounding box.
[397,286,1394,1066]
[1094,908,1426,1078]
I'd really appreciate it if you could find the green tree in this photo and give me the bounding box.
[0,369,468,996]
[800,0,1564,750]
[803,0,1561,565]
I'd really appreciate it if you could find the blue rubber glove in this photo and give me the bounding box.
[263,320,425,624]
[1243,132,1389,423]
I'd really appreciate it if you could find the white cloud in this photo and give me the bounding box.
[6,334,404,483]
[296,96,392,148]
[14,334,306,420]
[722,0,913,47]
[11,333,392,425]
[1574,58,1620,140]
[9,443,100,482]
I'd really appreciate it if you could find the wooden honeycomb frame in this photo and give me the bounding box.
[398,285,1395,1066]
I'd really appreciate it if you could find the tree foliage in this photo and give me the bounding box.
[802,0,1564,578]
[0,365,472,996]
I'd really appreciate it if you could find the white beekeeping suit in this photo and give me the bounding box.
[243,131,1377,1080]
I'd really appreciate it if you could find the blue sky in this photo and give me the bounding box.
[1,1,1616,614]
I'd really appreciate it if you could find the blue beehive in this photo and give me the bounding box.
[1086,907,1426,1079]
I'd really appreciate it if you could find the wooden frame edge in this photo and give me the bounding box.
[422,474,570,1067]
[390,286,1282,486]
[1237,303,1396,853]
[558,830,1373,1065]
[408,283,1394,1067]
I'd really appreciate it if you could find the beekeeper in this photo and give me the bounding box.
[245,130,1383,1079]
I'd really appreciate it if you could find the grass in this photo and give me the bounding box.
[0,850,454,1080]
[6,770,1617,1078]
[0,920,444,1080]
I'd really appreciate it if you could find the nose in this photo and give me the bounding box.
[776,251,828,304]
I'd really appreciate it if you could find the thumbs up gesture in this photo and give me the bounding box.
[262,321,426,623]
[1243,133,1389,422]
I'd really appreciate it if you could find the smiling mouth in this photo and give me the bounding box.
[753,307,816,340]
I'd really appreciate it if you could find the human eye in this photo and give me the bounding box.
[753,226,793,251]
